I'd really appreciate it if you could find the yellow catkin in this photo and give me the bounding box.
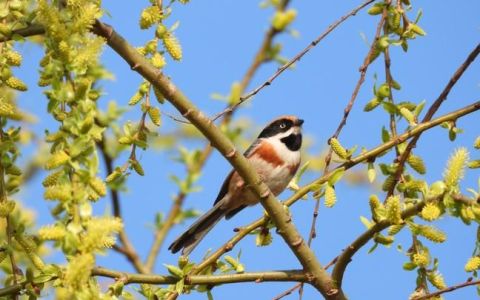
[324,185,337,208]
[45,150,70,170]
[385,195,402,224]
[420,203,441,221]
[89,177,107,197]
[128,92,143,106]
[413,251,430,268]
[151,52,166,68]
[369,194,384,221]
[65,254,95,288]
[330,137,348,159]
[5,50,22,66]
[443,147,469,188]
[0,101,15,117]
[139,5,162,29]
[162,33,182,61]
[38,225,66,240]
[427,271,447,289]
[44,185,71,202]
[0,200,16,217]
[5,77,28,91]
[148,106,161,126]
[388,224,405,236]
[418,225,446,243]
[465,256,480,272]
[42,170,64,187]
[256,231,272,247]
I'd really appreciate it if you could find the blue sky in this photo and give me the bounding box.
[14,1,480,299]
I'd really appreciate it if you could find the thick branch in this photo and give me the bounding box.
[91,19,344,299]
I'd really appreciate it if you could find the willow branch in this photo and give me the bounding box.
[144,0,291,272]
[331,199,427,287]
[412,278,480,300]
[386,42,480,197]
[0,267,308,297]
[0,24,45,42]
[91,19,345,299]
[237,0,375,103]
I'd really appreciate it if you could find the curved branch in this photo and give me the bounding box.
[91,20,344,299]
[0,24,45,42]
[331,200,426,287]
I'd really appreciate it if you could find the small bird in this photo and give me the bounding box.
[169,115,304,255]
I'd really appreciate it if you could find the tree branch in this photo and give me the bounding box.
[0,24,45,42]
[144,0,292,272]
[411,278,480,300]
[91,19,344,299]
[0,267,308,297]
[237,0,375,104]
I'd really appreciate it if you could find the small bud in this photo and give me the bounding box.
[256,230,272,247]
[369,194,384,222]
[130,159,145,176]
[118,136,133,145]
[375,84,390,99]
[418,225,446,243]
[400,107,417,126]
[38,225,66,240]
[468,160,480,169]
[271,9,297,31]
[474,137,480,149]
[409,23,426,36]
[374,234,394,245]
[367,4,384,15]
[364,97,382,112]
[106,168,123,183]
[6,165,22,176]
[388,224,405,236]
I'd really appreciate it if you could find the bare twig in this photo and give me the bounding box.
[234,0,376,105]
[412,278,480,300]
[0,23,45,42]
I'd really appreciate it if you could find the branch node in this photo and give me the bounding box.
[260,189,270,199]
[327,288,339,296]
[182,108,193,118]
[224,242,234,252]
[292,237,303,248]
[131,63,140,71]
[225,149,237,158]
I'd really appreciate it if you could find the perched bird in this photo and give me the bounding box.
[169,115,304,255]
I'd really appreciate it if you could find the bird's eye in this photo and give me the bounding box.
[279,123,286,129]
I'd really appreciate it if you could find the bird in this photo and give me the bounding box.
[168,115,304,255]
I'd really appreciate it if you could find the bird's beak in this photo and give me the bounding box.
[296,119,304,126]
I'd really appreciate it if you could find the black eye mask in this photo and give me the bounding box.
[258,119,294,138]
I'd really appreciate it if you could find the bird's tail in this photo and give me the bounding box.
[168,201,227,255]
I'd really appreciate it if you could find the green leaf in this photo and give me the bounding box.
[164,264,184,278]
[328,167,345,185]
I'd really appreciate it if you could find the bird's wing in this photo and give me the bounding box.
[213,139,262,206]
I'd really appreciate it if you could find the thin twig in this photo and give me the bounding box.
[299,4,388,299]
[273,283,301,300]
[412,278,480,300]
[235,0,376,105]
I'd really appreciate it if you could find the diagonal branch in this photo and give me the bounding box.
[144,0,292,273]
[411,278,480,300]
[91,19,345,299]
